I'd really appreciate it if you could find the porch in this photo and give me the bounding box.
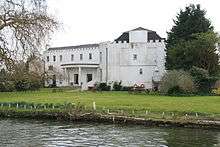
[61,64,101,90]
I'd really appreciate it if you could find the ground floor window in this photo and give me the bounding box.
[87,74,92,82]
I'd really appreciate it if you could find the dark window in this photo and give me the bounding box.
[87,74,92,82]
[139,68,143,75]
[80,54,83,60]
[133,54,137,60]
[60,55,62,62]
[71,54,74,61]
[53,55,56,62]
[52,75,56,86]
[89,53,92,60]
[48,65,53,70]
[47,56,49,62]
[100,52,102,62]
[100,69,102,81]
[74,74,79,84]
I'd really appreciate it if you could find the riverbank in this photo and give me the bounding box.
[0,108,220,129]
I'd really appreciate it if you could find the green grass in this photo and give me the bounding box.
[0,89,219,116]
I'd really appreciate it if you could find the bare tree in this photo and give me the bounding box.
[0,0,58,70]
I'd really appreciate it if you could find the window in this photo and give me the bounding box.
[71,54,74,61]
[100,69,102,81]
[131,43,134,49]
[53,55,56,62]
[87,74,92,82]
[48,65,53,70]
[46,56,49,62]
[100,52,102,62]
[60,55,62,62]
[139,68,143,75]
[133,54,137,60]
[80,54,83,60]
[89,53,92,60]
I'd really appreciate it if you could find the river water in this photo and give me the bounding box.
[0,118,219,147]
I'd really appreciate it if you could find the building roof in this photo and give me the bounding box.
[115,27,164,43]
[48,43,99,51]
[127,27,153,32]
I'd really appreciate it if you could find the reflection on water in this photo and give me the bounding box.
[0,118,219,147]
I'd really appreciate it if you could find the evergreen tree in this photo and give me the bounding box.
[166,32,219,74]
[166,4,213,48]
[165,4,219,75]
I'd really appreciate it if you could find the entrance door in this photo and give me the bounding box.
[74,74,79,84]
[87,74,92,82]
[52,75,56,87]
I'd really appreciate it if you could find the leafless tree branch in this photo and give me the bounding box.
[0,0,58,70]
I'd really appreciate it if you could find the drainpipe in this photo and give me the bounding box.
[105,47,108,83]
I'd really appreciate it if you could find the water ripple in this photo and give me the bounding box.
[0,118,219,147]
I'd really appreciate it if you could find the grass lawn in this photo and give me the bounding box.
[0,89,219,116]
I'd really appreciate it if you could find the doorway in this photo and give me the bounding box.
[52,75,56,87]
[74,74,79,84]
[87,74,92,82]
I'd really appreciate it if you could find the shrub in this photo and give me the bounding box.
[28,73,42,90]
[113,81,122,91]
[159,70,196,95]
[190,66,217,94]
[15,80,30,91]
[121,86,133,91]
[0,81,15,92]
[95,82,111,91]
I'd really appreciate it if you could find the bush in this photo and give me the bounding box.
[13,72,42,91]
[0,81,15,92]
[28,73,42,90]
[190,66,217,94]
[159,70,196,95]
[121,86,133,91]
[95,82,111,91]
[113,81,122,91]
[15,80,30,91]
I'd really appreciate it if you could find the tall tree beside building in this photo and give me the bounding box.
[165,4,219,75]
[0,0,58,70]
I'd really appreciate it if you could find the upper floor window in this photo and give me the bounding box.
[100,52,102,62]
[139,68,143,75]
[89,53,92,60]
[133,54,137,60]
[48,65,53,70]
[60,55,62,62]
[71,54,74,61]
[80,54,83,60]
[53,55,56,62]
[46,56,49,62]
[131,43,134,49]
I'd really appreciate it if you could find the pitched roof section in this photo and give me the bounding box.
[128,27,153,32]
[114,32,129,43]
[48,43,99,51]
[115,27,164,43]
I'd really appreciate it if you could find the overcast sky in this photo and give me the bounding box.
[47,0,220,47]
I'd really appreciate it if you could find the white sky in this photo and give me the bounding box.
[47,0,220,47]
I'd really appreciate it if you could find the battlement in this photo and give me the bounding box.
[112,39,164,44]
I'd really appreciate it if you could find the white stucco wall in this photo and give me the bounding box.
[104,40,165,88]
[129,30,148,43]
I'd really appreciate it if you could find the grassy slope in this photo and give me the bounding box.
[0,89,219,115]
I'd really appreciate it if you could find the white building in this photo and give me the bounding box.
[44,27,166,90]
